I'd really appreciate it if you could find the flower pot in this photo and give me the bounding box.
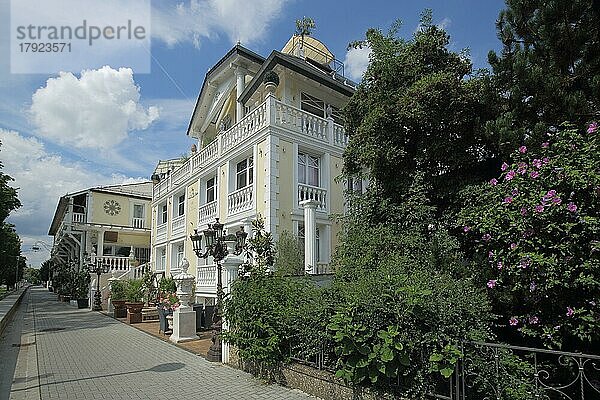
[112,300,127,318]
[77,298,89,309]
[166,315,174,331]
[125,302,144,324]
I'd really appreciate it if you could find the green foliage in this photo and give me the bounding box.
[429,344,462,379]
[73,268,91,298]
[124,279,144,302]
[295,16,315,37]
[459,123,599,350]
[24,267,41,285]
[343,12,495,219]
[110,280,127,300]
[240,218,275,276]
[0,141,21,223]
[0,224,22,288]
[39,260,51,282]
[274,230,304,276]
[159,277,176,293]
[486,0,600,156]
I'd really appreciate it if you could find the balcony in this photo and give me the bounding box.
[298,183,327,211]
[153,97,348,198]
[95,255,132,272]
[72,212,85,223]
[171,214,185,237]
[196,265,217,295]
[132,217,145,229]
[156,223,167,242]
[198,201,217,225]
[228,186,253,216]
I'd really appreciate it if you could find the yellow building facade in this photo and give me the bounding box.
[151,36,355,303]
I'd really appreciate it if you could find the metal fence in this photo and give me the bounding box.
[289,338,600,399]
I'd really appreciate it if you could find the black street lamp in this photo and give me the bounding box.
[189,218,247,362]
[87,254,110,311]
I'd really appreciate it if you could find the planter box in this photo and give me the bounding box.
[126,302,144,324]
[112,300,127,318]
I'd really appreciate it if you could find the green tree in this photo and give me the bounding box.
[486,0,600,156]
[0,141,21,223]
[343,11,495,220]
[0,141,22,289]
[39,260,51,282]
[274,231,304,276]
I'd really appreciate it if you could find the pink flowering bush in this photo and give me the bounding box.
[459,123,599,350]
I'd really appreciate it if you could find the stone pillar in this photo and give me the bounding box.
[235,67,246,122]
[221,253,243,364]
[300,200,319,274]
[170,258,197,343]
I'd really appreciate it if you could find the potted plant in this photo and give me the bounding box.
[159,292,179,333]
[124,279,145,324]
[110,280,127,318]
[74,269,91,309]
[263,70,279,94]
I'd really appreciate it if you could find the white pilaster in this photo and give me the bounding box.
[300,200,319,274]
[235,67,246,122]
[221,254,243,363]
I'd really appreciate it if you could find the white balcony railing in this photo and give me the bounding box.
[198,201,217,225]
[72,212,85,223]
[132,217,145,228]
[156,223,167,242]
[171,214,185,237]
[196,265,217,294]
[228,186,253,215]
[298,183,327,211]
[96,255,131,272]
[153,96,348,198]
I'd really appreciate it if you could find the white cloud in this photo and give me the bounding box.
[0,129,145,241]
[29,66,158,150]
[344,46,371,81]
[437,17,452,30]
[152,0,289,48]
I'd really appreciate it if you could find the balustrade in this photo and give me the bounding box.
[196,265,217,294]
[72,212,85,223]
[298,183,327,211]
[198,201,217,225]
[171,214,185,237]
[227,186,253,215]
[132,217,145,229]
[156,223,167,242]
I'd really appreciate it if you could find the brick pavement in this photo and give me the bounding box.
[1,287,315,400]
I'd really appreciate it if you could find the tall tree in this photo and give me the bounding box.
[343,11,496,221]
[0,140,22,288]
[487,0,600,156]
[0,141,21,222]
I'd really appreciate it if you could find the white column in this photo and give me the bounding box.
[221,253,243,364]
[300,200,319,274]
[235,67,246,122]
[96,230,104,257]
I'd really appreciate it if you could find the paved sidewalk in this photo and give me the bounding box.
[0,287,314,400]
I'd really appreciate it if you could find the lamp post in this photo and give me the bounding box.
[189,218,247,362]
[87,253,110,311]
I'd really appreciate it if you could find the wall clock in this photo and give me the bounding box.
[103,200,121,216]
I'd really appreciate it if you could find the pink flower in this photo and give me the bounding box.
[488,250,494,258]
[532,159,542,168]
[541,142,549,148]
[503,196,513,204]
[546,189,557,198]
[542,157,550,164]
[552,197,562,205]
[520,259,530,269]
[520,207,528,216]
[566,307,574,317]
[567,202,577,212]
[501,162,509,171]
[587,122,598,134]
[487,279,497,288]
[509,317,519,326]
[489,178,498,186]
[529,171,540,179]
[529,316,539,325]
[519,146,527,154]
[529,282,537,292]
[505,170,516,181]
[535,205,544,213]
[482,233,492,242]
[510,243,517,250]
[463,226,471,233]
[517,162,527,174]
[511,188,519,196]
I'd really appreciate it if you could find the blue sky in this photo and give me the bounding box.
[0,0,505,266]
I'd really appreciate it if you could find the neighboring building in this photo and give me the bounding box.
[48,182,153,272]
[151,35,356,305]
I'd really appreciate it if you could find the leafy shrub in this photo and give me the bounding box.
[124,279,144,302]
[458,123,599,350]
[274,230,304,276]
[110,280,127,300]
[73,269,91,298]
[159,277,176,293]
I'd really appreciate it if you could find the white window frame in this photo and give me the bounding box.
[132,203,145,228]
[206,176,216,203]
[156,247,166,271]
[235,156,254,190]
[298,152,320,187]
[174,192,185,217]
